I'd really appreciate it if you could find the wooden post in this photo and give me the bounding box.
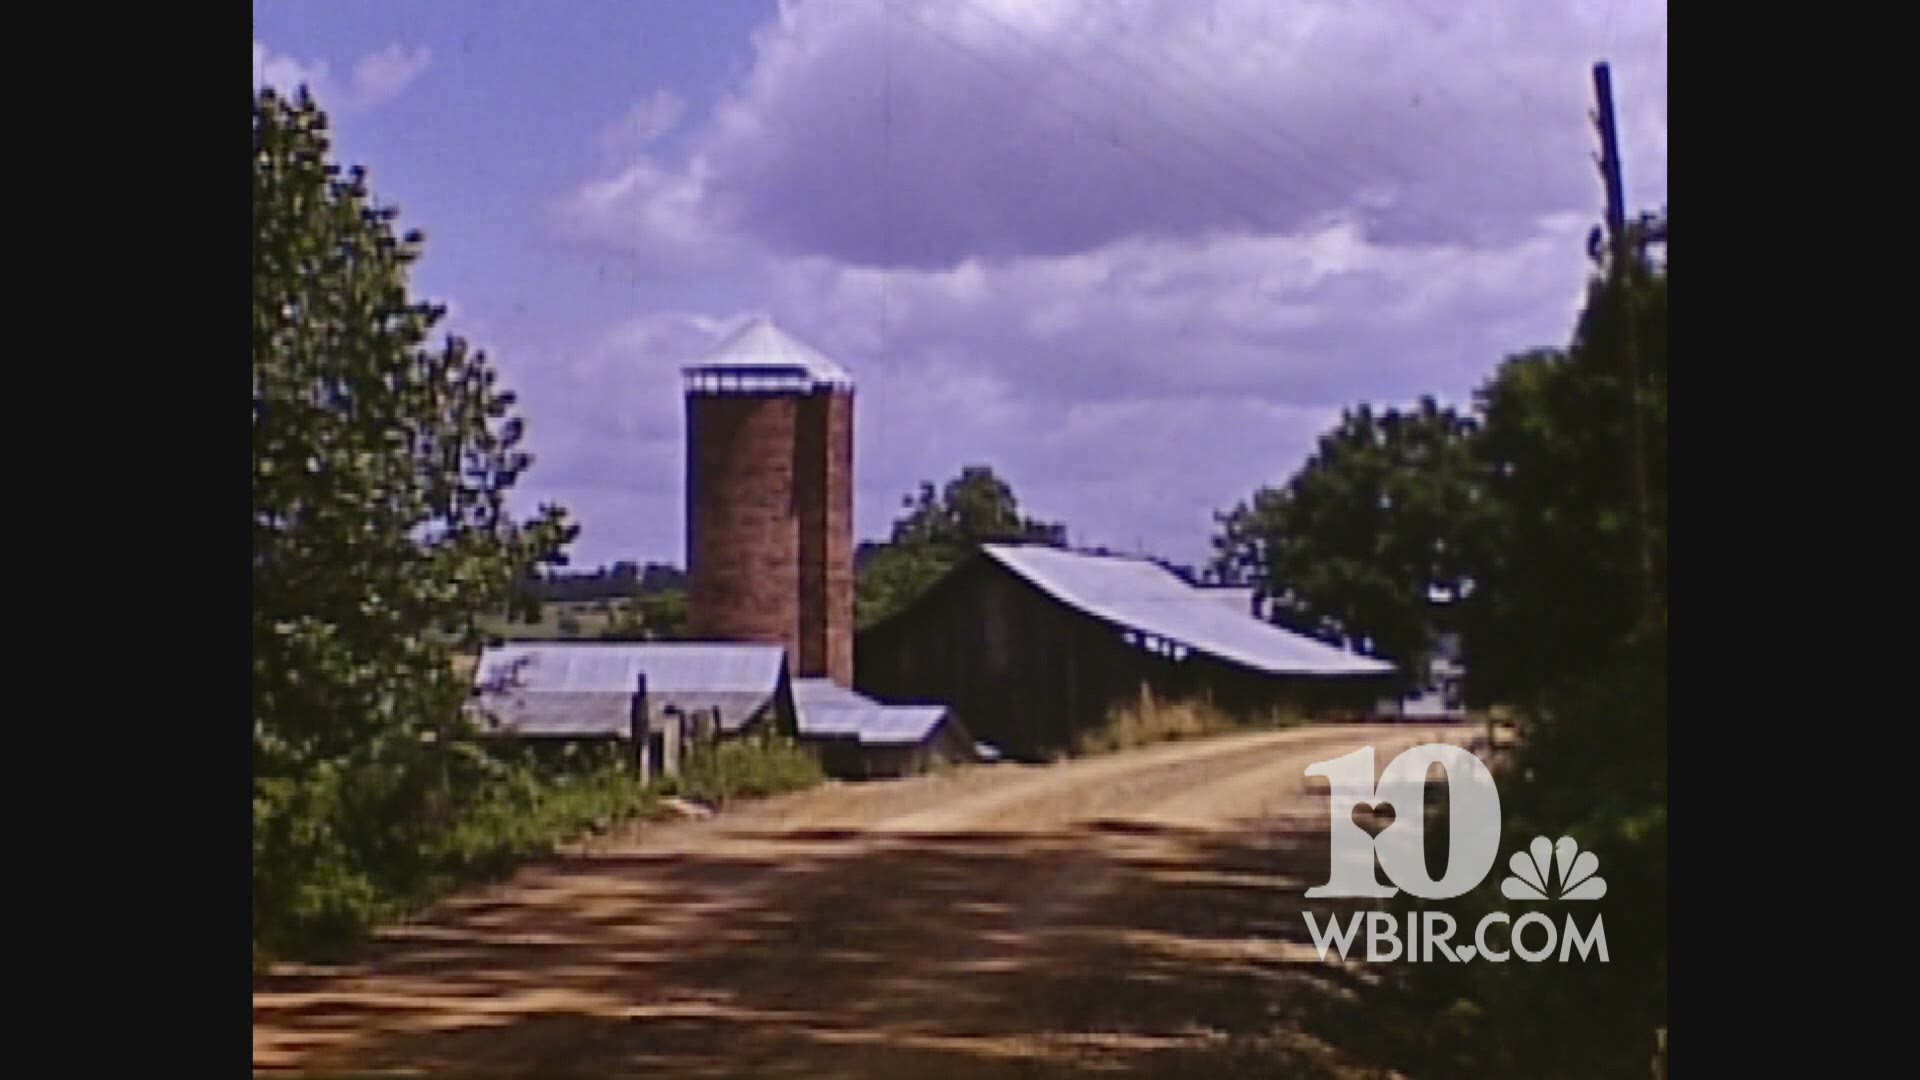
[1592,60,1657,617]
[631,673,650,781]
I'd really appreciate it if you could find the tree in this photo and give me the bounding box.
[599,588,689,641]
[1464,248,1666,709]
[253,88,574,952]
[856,465,1065,627]
[1212,397,1487,692]
[1347,232,1668,1080]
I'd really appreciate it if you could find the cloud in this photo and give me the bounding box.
[566,0,1665,269]
[507,311,727,496]
[350,44,433,108]
[253,41,329,101]
[529,1,1665,567]
[253,40,432,112]
[600,91,687,154]
[525,212,1592,565]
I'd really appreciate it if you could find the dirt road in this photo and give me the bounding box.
[254,722,1476,1077]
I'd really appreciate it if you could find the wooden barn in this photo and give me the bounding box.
[855,544,1396,760]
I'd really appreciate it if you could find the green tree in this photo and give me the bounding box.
[1212,397,1487,692]
[1345,227,1668,1080]
[856,465,1065,626]
[253,88,575,953]
[1465,240,1666,709]
[599,588,689,640]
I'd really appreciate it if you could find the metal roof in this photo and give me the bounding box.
[1197,586,1257,613]
[792,678,877,712]
[682,317,854,390]
[470,642,786,736]
[792,677,951,747]
[981,545,1394,678]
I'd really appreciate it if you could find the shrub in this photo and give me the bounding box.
[254,742,657,963]
[1074,685,1297,756]
[1325,632,1667,1079]
[666,733,826,807]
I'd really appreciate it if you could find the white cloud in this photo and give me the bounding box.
[530,1,1664,566]
[601,91,687,153]
[564,0,1666,267]
[252,40,432,112]
[350,44,433,109]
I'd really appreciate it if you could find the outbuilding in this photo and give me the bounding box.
[793,677,978,779]
[855,544,1397,760]
[469,641,793,781]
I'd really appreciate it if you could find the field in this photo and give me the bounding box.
[478,599,627,641]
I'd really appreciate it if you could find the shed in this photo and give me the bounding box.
[855,544,1396,760]
[793,678,977,779]
[468,642,794,779]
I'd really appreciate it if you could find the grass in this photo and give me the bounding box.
[1073,685,1304,756]
[662,732,826,807]
[256,734,827,966]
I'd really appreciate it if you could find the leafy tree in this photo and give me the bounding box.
[599,588,689,641]
[640,562,689,593]
[1465,239,1666,709]
[253,88,574,954]
[1212,397,1487,691]
[1341,225,1668,1080]
[856,465,1065,626]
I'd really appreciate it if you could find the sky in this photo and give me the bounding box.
[254,0,1667,571]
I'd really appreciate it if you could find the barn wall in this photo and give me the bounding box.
[856,555,1393,760]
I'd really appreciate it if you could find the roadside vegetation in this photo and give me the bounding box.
[1073,685,1302,756]
[254,735,826,965]
[1214,215,1667,1076]
[664,733,826,807]
[253,89,819,966]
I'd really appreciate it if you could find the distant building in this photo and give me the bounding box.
[469,641,793,781]
[855,544,1397,760]
[469,640,974,781]
[1378,632,1467,720]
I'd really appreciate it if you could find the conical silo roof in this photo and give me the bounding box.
[683,317,853,392]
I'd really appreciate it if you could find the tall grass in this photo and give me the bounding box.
[1073,685,1302,756]
[664,732,826,806]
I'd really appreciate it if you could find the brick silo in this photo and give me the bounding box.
[684,318,854,685]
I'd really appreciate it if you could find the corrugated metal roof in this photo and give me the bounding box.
[1197,586,1256,612]
[792,678,951,747]
[981,545,1394,678]
[475,642,785,694]
[471,642,786,736]
[797,705,950,746]
[792,678,877,713]
[682,317,854,389]
[467,692,635,738]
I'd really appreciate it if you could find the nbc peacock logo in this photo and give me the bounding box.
[1502,835,1607,901]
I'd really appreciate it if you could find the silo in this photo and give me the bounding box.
[683,318,854,685]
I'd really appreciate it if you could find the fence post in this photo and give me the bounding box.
[631,673,650,781]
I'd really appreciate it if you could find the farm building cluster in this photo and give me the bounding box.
[469,318,1438,780]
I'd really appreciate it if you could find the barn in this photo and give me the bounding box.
[469,640,978,781]
[855,544,1397,760]
[469,641,793,781]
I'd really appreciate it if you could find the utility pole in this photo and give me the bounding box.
[1592,61,1658,618]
